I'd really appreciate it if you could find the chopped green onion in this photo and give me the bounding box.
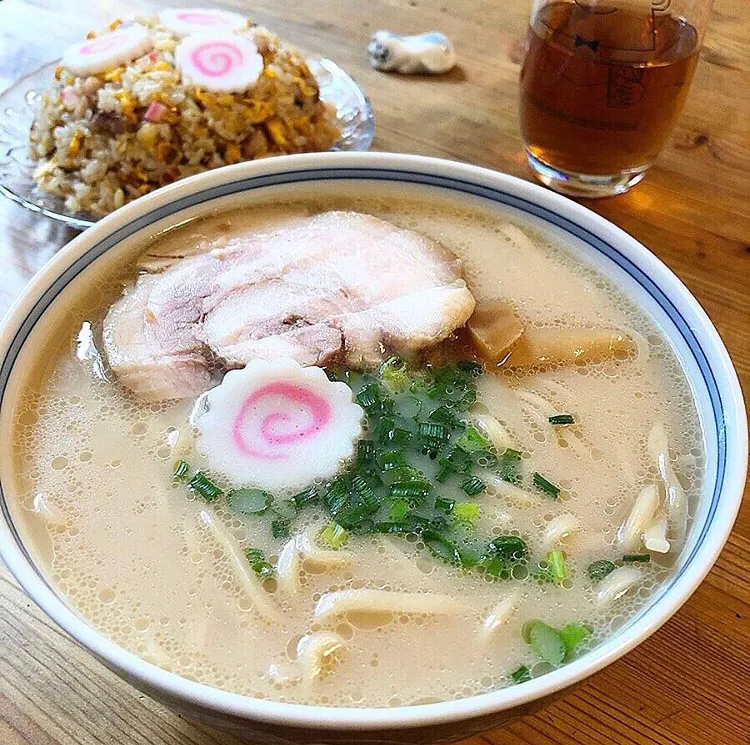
[548,414,575,425]
[510,665,531,684]
[587,559,616,581]
[351,473,375,501]
[271,519,290,539]
[455,425,492,454]
[428,405,460,427]
[436,446,473,481]
[487,535,528,562]
[498,448,523,483]
[378,450,408,471]
[319,523,350,549]
[356,439,376,463]
[243,548,276,580]
[451,387,478,412]
[271,499,297,521]
[546,550,569,582]
[173,459,190,480]
[559,623,592,659]
[374,415,397,444]
[389,478,431,504]
[456,360,483,377]
[387,465,423,483]
[434,496,455,513]
[189,471,223,502]
[418,421,451,453]
[323,478,350,517]
[461,475,486,496]
[422,529,464,566]
[453,501,480,525]
[479,554,508,579]
[356,382,384,412]
[622,553,651,563]
[389,499,411,522]
[291,485,318,510]
[523,620,566,666]
[533,472,561,499]
[380,356,409,392]
[226,488,269,514]
[384,427,412,447]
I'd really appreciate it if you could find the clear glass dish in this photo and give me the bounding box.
[0,57,375,229]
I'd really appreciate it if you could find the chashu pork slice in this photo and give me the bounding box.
[104,210,476,399]
[200,211,476,368]
[102,255,220,400]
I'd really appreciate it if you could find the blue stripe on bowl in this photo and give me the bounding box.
[0,167,725,606]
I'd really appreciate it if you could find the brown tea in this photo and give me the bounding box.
[520,2,699,175]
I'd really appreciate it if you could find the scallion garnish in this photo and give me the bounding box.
[374,415,397,444]
[422,529,464,567]
[533,472,561,499]
[378,450,408,471]
[227,487,269,514]
[271,499,297,521]
[622,553,651,563]
[188,471,223,502]
[173,459,190,480]
[437,446,473,481]
[460,475,486,496]
[385,427,412,447]
[479,554,508,579]
[319,523,350,549]
[498,448,523,483]
[523,620,566,666]
[389,499,411,522]
[453,501,480,525]
[356,439,376,463]
[546,550,569,582]
[355,382,381,411]
[271,519,290,539]
[428,405,459,427]
[434,496,455,513]
[244,548,276,580]
[587,559,616,581]
[559,623,592,659]
[291,485,318,510]
[548,414,575,425]
[418,421,451,455]
[511,664,531,684]
[323,477,350,517]
[380,356,409,392]
[389,478,431,504]
[455,425,492,454]
[487,535,528,562]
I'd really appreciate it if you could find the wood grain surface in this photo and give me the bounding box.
[0,1,748,744]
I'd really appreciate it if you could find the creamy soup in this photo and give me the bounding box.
[5,189,703,707]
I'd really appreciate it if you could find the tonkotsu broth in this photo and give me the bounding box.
[7,190,703,707]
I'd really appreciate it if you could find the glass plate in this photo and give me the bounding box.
[0,57,375,229]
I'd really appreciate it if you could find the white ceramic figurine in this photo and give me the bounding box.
[367,30,456,74]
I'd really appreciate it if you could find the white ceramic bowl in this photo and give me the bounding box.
[0,153,746,743]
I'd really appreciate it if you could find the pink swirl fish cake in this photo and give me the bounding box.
[195,359,364,491]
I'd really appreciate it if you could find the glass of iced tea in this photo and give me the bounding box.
[519,0,712,197]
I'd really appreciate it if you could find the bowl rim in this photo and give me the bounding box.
[0,151,746,730]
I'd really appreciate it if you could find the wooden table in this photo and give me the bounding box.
[0,1,747,743]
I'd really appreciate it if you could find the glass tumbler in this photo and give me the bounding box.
[519,0,713,197]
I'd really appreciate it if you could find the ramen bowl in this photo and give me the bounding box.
[0,152,745,743]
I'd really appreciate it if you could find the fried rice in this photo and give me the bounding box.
[29,16,340,217]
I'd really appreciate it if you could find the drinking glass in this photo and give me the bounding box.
[519,0,713,197]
